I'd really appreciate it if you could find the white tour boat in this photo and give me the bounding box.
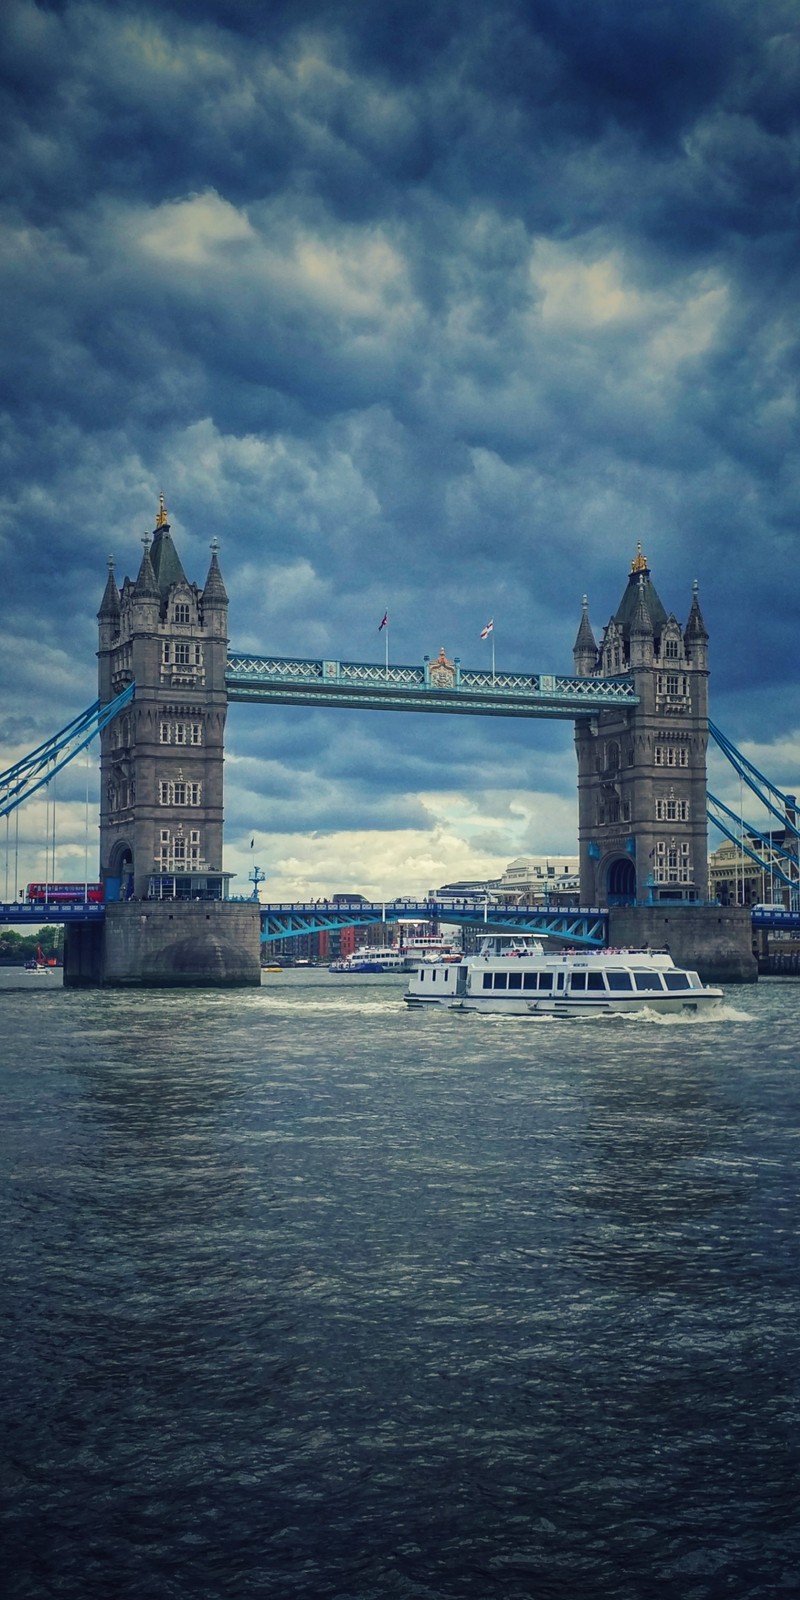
[329,943,407,973]
[403,936,723,1017]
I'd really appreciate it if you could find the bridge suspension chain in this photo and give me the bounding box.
[707,721,800,900]
[0,684,135,820]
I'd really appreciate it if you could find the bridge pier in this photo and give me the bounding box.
[63,919,104,987]
[64,901,262,988]
[608,905,756,985]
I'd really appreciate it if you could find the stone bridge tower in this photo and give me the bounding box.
[573,548,709,907]
[70,498,261,987]
[97,498,230,901]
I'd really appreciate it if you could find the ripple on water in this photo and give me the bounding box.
[0,970,798,1599]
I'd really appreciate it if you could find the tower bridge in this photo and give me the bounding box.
[0,499,770,983]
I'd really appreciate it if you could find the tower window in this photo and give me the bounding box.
[664,638,679,659]
[174,603,190,624]
[159,780,203,807]
[175,643,190,666]
[160,720,204,746]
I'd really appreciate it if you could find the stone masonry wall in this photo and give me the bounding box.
[607,905,757,984]
[99,900,262,987]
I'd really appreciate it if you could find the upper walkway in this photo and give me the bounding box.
[225,653,639,719]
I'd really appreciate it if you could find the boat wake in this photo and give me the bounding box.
[612,1001,755,1025]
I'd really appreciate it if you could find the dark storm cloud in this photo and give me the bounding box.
[1,0,799,889]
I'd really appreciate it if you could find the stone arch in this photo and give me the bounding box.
[606,855,636,905]
[107,838,135,901]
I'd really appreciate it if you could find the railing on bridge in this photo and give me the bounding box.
[225,653,639,719]
[750,907,800,930]
[0,900,105,925]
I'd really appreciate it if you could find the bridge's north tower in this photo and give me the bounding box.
[573,549,709,906]
[97,498,230,901]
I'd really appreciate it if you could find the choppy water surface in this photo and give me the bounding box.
[1,969,799,1599]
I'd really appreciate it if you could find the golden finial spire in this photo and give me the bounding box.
[630,542,647,574]
[156,493,168,528]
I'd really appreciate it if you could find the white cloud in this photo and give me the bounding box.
[134,190,254,264]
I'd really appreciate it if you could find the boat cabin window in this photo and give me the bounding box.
[508,972,523,990]
[663,971,691,991]
[538,974,553,991]
[633,971,664,991]
[556,972,565,991]
[482,973,492,990]
[523,974,537,990]
[606,971,633,990]
[570,972,586,991]
[493,973,508,989]
[587,972,605,991]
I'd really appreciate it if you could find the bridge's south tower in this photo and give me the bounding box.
[97,499,230,901]
[573,549,709,906]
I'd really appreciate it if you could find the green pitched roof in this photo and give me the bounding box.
[613,565,668,642]
[150,525,187,593]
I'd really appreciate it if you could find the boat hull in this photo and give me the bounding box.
[404,990,721,1016]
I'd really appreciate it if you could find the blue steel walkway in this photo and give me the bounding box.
[225,654,639,719]
[258,901,610,947]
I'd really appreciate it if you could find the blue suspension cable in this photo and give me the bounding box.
[0,684,135,819]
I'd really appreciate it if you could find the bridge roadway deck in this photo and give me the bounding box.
[2,901,796,942]
[225,653,640,719]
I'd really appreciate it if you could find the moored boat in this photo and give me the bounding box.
[403,936,723,1016]
[402,932,461,967]
[329,943,407,973]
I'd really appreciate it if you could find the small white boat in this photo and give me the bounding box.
[403,936,723,1016]
[329,944,407,973]
[402,933,461,968]
[23,945,55,975]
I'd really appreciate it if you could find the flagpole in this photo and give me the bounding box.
[385,615,389,679]
[492,630,495,683]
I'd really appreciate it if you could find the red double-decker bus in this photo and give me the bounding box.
[26,883,104,906]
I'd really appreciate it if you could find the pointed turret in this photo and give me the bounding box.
[98,555,121,701]
[629,573,654,667]
[202,538,228,606]
[684,579,708,668]
[98,556,120,621]
[573,594,598,675]
[133,534,160,601]
[201,537,229,644]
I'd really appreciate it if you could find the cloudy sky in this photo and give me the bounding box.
[2,0,799,901]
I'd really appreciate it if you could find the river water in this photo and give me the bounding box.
[1,968,799,1600]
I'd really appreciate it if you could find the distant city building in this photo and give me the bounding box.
[496,856,579,901]
[436,858,580,907]
[708,836,790,908]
